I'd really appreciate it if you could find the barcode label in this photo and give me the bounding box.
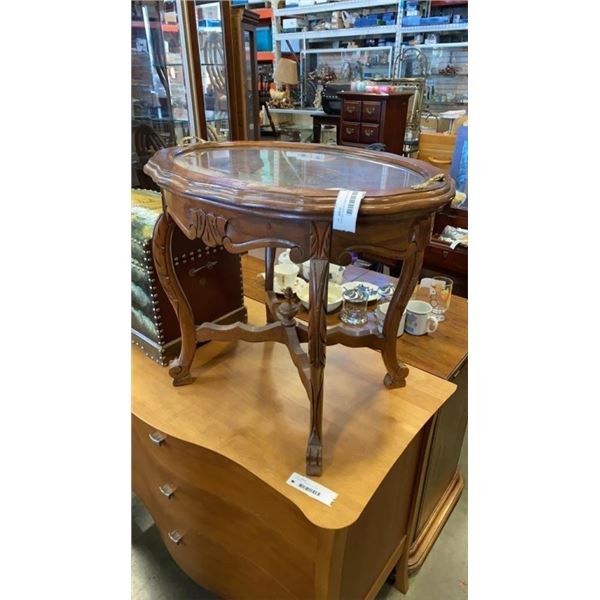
[333,189,366,233]
[286,472,338,506]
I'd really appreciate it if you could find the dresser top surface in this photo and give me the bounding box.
[132,298,456,530]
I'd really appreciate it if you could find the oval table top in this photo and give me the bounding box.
[144,141,454,217]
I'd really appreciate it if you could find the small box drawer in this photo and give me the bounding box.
[342,100,361,121]
[423,242,468,277]
[341,122,360,143]
[360,123,380,144]
[361,101,381,123]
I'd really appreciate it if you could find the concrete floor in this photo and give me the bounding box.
[131,436,467,599]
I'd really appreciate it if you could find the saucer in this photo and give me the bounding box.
[341,281,380,302]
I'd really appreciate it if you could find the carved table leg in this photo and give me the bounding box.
[382,219,430,389]
[264,247,276,323]
[152,212,196,386]
[305,222,331,476]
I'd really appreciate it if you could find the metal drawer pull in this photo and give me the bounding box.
[365,107,375,114]
[189,260,218,277]
[365,129,373,136]
[168,530,183,545]
[148,431,166,445]
[345,128,353,134]
[411,173,446,190]
[159,483,176,498]
[347,106,355,113]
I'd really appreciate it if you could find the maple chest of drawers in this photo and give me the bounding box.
[338,91,412,155]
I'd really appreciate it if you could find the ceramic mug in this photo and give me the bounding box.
[375,302,406,337]
[404,300,438,336]
[274,263,299,290]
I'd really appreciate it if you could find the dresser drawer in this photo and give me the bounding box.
[360,123,380,144]
[342,100,361,121]
[131,413,318,592]
[341,121,360,143]
[361,101,381,123]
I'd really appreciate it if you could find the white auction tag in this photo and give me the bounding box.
[286,472,338,506]
[332,190,366,233]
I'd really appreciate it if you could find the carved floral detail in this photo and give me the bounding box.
[188,208,228,247]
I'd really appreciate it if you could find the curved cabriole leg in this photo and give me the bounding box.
[382,219,431,389]
[152,212,196,386]
[306,257,329,476]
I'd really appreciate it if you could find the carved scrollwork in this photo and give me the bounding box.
[186,208,228,247]
[310,222,332,260]
[308,260,329,369]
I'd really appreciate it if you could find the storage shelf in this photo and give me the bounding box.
[427,73,468,77]
[257,51,274,61]
[131,20,179,33]
[275,24,397,42]
[401,23,468,34]
[412,42,469,49]
[269,107,324,115]
[274,0,399,17]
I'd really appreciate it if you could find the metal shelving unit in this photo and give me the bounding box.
[274,0,399,17]
[267,0,467,119]
[274,24,397,42]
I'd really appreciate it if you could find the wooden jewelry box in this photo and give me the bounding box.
[131,189,247,365]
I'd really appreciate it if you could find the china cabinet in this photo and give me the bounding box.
[132,1,260,186]
[144,140,454,476]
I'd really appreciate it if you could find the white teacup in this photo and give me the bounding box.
[329,264,345,285]
[300,261,345,284]
[404,300,439,336]
[375,302,406,337]
[274,263,299,290]
[278,249,293,265]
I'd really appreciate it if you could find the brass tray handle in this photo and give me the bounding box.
[178,135,207,147]
[411,173,446,190]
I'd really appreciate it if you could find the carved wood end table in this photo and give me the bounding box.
[145,141,454,476]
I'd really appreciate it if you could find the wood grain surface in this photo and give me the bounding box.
[241,254,468,381]
[132,297,455,531]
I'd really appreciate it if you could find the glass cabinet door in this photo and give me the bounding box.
[195,1,231,141]
[243,29,258,140]
[132,1,191,186]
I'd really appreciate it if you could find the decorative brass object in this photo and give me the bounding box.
[411,173,446,190]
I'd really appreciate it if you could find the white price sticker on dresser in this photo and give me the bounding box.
[286,472,338,506]
[332,189,366,233]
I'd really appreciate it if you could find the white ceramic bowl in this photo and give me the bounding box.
[296,282,343,313]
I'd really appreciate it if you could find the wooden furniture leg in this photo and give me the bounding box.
[305,222,332,476]
[264,247,276,323]
[382,219,431,389]
[306,257,328,476]
[152,212,196,386]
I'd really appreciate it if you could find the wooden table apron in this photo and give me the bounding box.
[145,141,454,476]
